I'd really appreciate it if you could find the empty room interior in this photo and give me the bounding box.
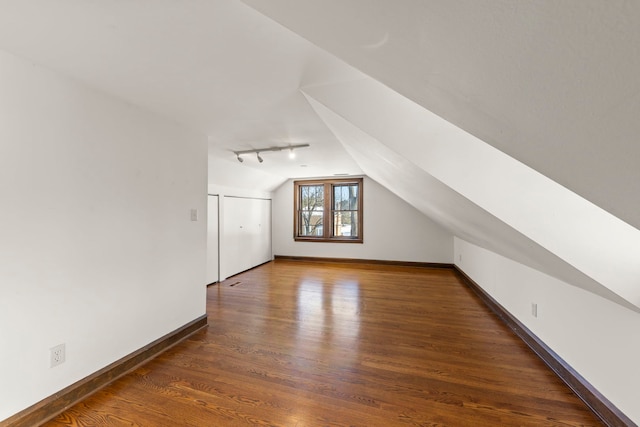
[1,1,640,426]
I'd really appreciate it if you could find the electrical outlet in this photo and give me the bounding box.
[531,303,538,318]
[50,343,65,367]
[190,208,198,221]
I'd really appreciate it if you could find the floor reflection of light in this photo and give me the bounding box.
[294,278,362,369]
[297,280,324,340]
[331,280,361,344]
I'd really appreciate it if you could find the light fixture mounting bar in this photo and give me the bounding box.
[233,143,309,156]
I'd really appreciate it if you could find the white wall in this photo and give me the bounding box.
[273,176,453,263]
[0,50,207,421]
[454,237,640,424]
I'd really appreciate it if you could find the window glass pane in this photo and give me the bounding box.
[333,184,358,210]
[332,184,359,237]
[349,214,358,237]
[299,211,324,236]
[299,185,324,236]
[348,185,358,210]
[333,211,358,237]
[333,185,345,210]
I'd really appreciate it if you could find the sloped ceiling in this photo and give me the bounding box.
[0,1,638,309]
[302,84,640,311]
[243,0,640,231]
[303,93,635,310]
[240,0,640,309]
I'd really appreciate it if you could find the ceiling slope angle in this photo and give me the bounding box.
[303,93,637,312]
[301,78,640,311]
[241,0,640,233]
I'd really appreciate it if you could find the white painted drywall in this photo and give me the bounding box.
[454,237,640,424]
[206,195,219,284]
[207,153,286,194]
[273,177,453,263]
[0,50,207,421]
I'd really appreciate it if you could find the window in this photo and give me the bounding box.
[294,178,363,243]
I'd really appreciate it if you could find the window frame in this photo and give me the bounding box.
[293,177,363,243]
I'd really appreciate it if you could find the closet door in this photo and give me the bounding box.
[222,196,271,278]
[206,195,219,284]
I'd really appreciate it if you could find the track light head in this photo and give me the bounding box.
[236,154,243,163]
[257,152,263,163]
[289,148,295,159]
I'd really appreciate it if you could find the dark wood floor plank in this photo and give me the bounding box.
[43,260,602,426]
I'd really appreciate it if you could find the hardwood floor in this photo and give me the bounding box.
[44,260,602,426]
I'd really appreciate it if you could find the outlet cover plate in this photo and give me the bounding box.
[50,343,66,367]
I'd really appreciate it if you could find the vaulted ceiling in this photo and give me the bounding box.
[1,1,639,310]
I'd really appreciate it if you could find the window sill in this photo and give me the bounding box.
[294,237,363,244]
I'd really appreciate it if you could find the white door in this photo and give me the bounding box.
[206,195,219,284]
[222,196,272,278]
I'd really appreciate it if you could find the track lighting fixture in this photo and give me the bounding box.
[233,143,309,164]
